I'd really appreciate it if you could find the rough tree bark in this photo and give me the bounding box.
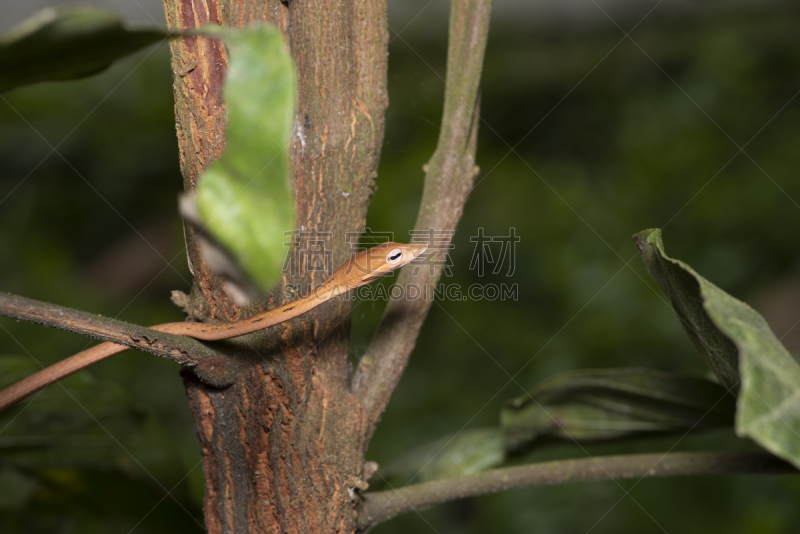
[163,0,388,531]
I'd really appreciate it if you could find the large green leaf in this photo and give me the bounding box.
[501,368,734,452]
[635,228,800,468]
[189,25,296,293]
[0,6,167,92]
[378,428,505,485]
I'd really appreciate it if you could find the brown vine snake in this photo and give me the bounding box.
[0,242,427,412]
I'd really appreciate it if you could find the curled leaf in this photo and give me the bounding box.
[634,229,739,391]
[501,368,734,452]
[635,228,800,469]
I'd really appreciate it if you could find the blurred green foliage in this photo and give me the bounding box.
[0,41,202,532]
[1,3,800,533]
[362,4,800,533]
[0,5,166,92]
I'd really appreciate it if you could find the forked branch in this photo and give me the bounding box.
[353,0,492,442]
[357,452,796,530]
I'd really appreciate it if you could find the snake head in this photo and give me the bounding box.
[349,242,428,282]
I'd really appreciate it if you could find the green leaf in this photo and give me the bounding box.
[635,228,800,469]
[379,428,505,484]
[501,368,734,452]
[190,25,296,293]
[634,228,740,391]
[0,6,167,92]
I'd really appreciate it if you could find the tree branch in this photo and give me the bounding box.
[357,452,796,530]
[0,292,243,378]
[353,0,492,443]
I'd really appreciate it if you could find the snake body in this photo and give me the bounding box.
[0,242,426,412]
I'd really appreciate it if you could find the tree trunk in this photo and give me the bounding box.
[162,0,388,531]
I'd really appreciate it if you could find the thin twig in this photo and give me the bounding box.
[352,0,492,443]
[357,452,796,530]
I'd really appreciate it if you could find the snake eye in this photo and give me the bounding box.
[386,248,403,265]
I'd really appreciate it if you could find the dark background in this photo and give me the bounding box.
[1,0,800,532]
